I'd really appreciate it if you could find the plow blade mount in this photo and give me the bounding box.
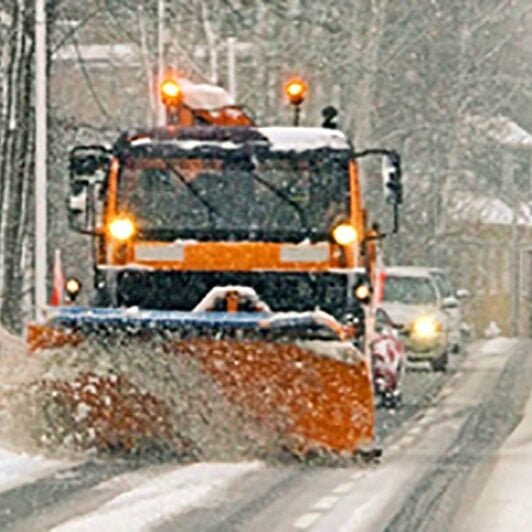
[27,307,375,457]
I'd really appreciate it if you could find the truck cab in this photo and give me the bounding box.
[67,79,402,334]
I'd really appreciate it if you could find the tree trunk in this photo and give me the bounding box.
[0,0,35,332]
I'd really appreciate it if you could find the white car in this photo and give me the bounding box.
[381,267,451,371]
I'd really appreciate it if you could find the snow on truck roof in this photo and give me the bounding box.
[259,127,351,152]
[179,79,236,110]
[125,126,351,153]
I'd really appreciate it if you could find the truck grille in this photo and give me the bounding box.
[115,270,354,318]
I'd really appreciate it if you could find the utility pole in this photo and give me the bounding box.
[503,151,520,336]
[138,6,156,126]
[35,0,47,321]
[157,0,166,126]
[227,37,237,100]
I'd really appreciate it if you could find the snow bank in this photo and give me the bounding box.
[0,447,64,493]
[0,325,25,360]
[479,337,516,355]
[0,325,47,454]
[458,356,532,531]
[52,462,261,532]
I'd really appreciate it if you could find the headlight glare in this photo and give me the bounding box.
[332,223,357,246]
[412,316,440,338]
[108,217,136,241]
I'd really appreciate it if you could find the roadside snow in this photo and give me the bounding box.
[0,325,49,454]
[0,447,66,493]
[457,355,532,532]
[52,462,261,532]
[479,337,515,355]
[311,339,517,532]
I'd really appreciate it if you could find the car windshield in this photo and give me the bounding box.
[117,153,349,241]
[383,275,438,305]
[431,271,453,299]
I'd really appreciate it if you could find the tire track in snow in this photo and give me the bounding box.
[384,341,532,532]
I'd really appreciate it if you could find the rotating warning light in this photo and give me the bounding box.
[284,78,307,106]
[160,79,183,106]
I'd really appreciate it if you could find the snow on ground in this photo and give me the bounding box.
[457,353,532,532]
[52,461,261,532]
[0,447,66,493]
[0,327,70,490]
[478,337,516,355]
[306,339,518,532]
[0,325,49,454]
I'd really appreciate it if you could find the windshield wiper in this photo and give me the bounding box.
[162,161,229,226]
[164,160,312,237]
[248,171,311,237]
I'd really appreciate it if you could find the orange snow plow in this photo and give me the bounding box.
[26,78,402,458]
[28,300,374,455]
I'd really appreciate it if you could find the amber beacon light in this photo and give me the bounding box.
[160,79,183,106]
[284,78,307,106]
[284,77,307,126]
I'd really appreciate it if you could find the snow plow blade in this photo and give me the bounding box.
[27,307,374,457]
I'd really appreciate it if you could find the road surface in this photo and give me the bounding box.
[0,337,529,531]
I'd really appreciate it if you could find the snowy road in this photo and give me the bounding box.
[0,338,529,531]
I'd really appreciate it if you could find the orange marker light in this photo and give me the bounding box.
[284,78,307,106]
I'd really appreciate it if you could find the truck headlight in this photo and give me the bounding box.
[108,217,136,241]
[332,223,357,246]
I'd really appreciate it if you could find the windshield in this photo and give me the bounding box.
[117,154,349,241]
[383,275,438,305]
[430,271,453,299]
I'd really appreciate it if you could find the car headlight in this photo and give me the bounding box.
[411,316,441,338]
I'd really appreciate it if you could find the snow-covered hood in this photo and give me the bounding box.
[381,302,446,328]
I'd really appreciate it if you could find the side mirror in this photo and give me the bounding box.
[67,182,91,233]
[352,148,403,233]
[67,145,110,234]
[456,289,470,300]
[382,152,402,205]
[382,151,402,234]
[69,145,110,177]
[442,296,459,310]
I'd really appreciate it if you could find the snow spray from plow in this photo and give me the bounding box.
[26,307,375,460]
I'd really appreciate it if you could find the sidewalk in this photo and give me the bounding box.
[456,339,532,531]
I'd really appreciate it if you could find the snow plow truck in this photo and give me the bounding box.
[27,77,403,458]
